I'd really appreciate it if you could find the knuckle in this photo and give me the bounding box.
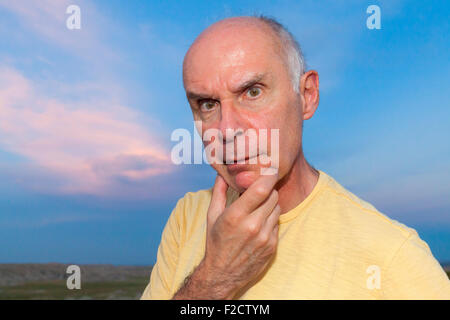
[258,233,270,245]
[254,185,269,198]
[246,221,260,235]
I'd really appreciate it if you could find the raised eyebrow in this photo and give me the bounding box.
[233,74,266,93]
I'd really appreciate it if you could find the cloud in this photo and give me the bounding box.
[0,0,118,64]
[0,0,69,33]
[0,66,174,196]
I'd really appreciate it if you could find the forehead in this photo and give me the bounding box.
[183,20,284,92]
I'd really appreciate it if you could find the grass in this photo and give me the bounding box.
[1,272,448,300]
[0,277,149,300]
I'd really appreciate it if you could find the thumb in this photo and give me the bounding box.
[207,174,228,228]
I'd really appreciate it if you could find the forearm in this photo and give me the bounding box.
[172,259,238,300]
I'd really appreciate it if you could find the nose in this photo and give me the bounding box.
[218,99,245,143]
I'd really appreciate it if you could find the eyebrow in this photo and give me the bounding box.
[186,73,267,101]
[232,73,266,93]
[186,91,212,101]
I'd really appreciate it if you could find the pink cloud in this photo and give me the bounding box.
[0,66,174,196]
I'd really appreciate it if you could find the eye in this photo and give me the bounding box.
[246,86,262,98]
[199,100,217,112]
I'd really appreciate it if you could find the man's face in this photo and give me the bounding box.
[183,21,304,193]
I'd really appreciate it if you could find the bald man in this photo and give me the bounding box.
[141,16,450,300]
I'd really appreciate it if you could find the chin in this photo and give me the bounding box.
[232,170,260,192]
[213,165,266,194]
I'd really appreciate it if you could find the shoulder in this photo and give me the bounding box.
[316,172,449,298]
[315,171,428,269]
[318,171,414,240]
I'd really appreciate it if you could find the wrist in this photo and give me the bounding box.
[173,257,239,300]
[195,258,238,299]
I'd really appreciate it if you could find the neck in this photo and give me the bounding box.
[275,151,319,214]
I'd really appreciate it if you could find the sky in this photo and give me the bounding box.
[0,0,449,265]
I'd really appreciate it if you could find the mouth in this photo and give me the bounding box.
[224,154,263,174]
[226,154,259,164]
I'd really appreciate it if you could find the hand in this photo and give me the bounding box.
[202,171,281,298]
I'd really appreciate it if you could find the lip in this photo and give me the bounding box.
[226,154,259,172]
[229,154,258,163]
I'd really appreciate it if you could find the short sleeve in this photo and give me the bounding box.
[383,230,450,299]
[141,198,184,300]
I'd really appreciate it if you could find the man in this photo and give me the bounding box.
[141,16,450,299]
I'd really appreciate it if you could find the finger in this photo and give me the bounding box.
[207,174,229,227]
[250,189,278,220]
[233,171,279,214]
[261,204,281,236]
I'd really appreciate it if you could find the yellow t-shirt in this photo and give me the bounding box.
[141,171,450,299]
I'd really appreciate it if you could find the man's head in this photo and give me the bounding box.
[183,16,319,193]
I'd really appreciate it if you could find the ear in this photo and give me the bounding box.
[299,70,319,120]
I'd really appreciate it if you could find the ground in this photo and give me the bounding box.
[0,263,151,300]
[0,263,448,299]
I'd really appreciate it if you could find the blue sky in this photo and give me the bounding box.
[0,0,449,265]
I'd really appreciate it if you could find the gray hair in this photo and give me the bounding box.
[255,15,306,93]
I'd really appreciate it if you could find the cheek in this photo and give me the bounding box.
[274,108,303,169]
[283,119,302,147]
